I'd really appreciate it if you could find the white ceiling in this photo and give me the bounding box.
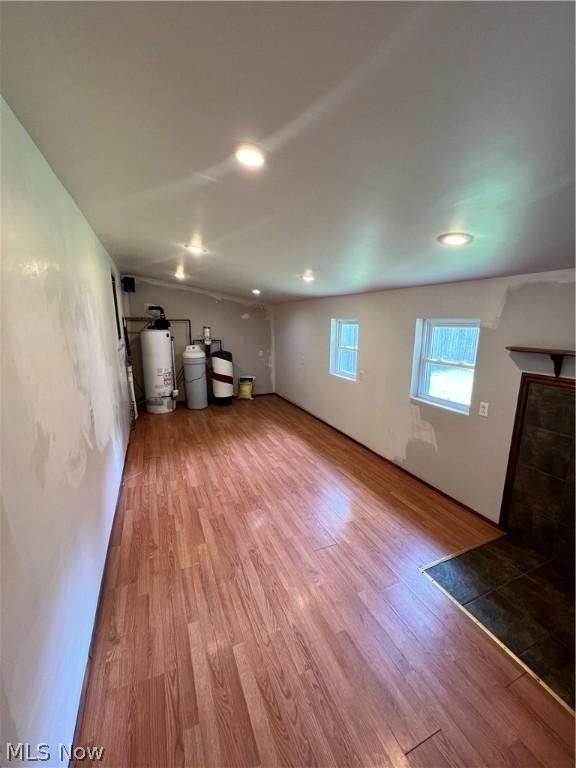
[2,2,574,302]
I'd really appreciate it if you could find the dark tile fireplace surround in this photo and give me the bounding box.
[426,374,575,708]
[506,379,575,570]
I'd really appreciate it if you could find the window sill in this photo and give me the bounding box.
[410,396,469,416]
[330,372,357,382]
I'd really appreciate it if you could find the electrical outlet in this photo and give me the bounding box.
[479,402,489,417]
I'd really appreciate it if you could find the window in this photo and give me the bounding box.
[411,319,480,414]
[330,319,359,380]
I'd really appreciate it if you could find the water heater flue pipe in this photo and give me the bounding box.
[148,305,171,330]
[126,316,192,345]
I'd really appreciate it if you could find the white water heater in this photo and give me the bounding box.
[141,328,176,414]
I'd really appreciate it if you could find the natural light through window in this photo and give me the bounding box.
[411,319,480,414]
[330,319,359,380]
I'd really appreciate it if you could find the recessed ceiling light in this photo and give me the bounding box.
[437,232,474,246]
[301,270,315,282]
[234,143,266,169]
[185,243,208,255]
[251,289,261,295]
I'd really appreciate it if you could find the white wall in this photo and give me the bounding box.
[273,270,575,523]
[0,99,130,764]
[125,278,274,397]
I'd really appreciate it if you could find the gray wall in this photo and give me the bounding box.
[1,100,130,764]
[273,270,575,523]
[125,279,273,398]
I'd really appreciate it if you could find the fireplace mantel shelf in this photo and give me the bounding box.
[506,346,576,378]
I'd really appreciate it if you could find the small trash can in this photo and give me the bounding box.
[238,376,256,399]
[183,345,208,410]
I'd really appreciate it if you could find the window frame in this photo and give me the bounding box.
[411,318,480,415]
[111,273,123,342]
[329,318,359,381]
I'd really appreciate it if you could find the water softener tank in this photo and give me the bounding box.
[183,345,208,410]
[141,328,176,414]
[211,350,234,405]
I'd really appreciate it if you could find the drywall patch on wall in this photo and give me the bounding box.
[3,267,122,488]
[31,422,51,487]
[1,99,130,765]
[476,281,509,330]
[478,268,575,330]
[366,401,438,467]
[409,403,438,452]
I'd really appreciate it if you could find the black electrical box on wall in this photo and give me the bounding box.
[121,276,136,293]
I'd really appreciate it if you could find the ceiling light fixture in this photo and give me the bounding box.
[437,232,474,246]
[251,289,261,296]
[234,143,266,169]
[185,243,208,255]
[301,270,315,282]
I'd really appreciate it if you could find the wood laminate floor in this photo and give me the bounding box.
[75,396,575,767]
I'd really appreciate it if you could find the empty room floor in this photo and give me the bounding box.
[75,396,574,768]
